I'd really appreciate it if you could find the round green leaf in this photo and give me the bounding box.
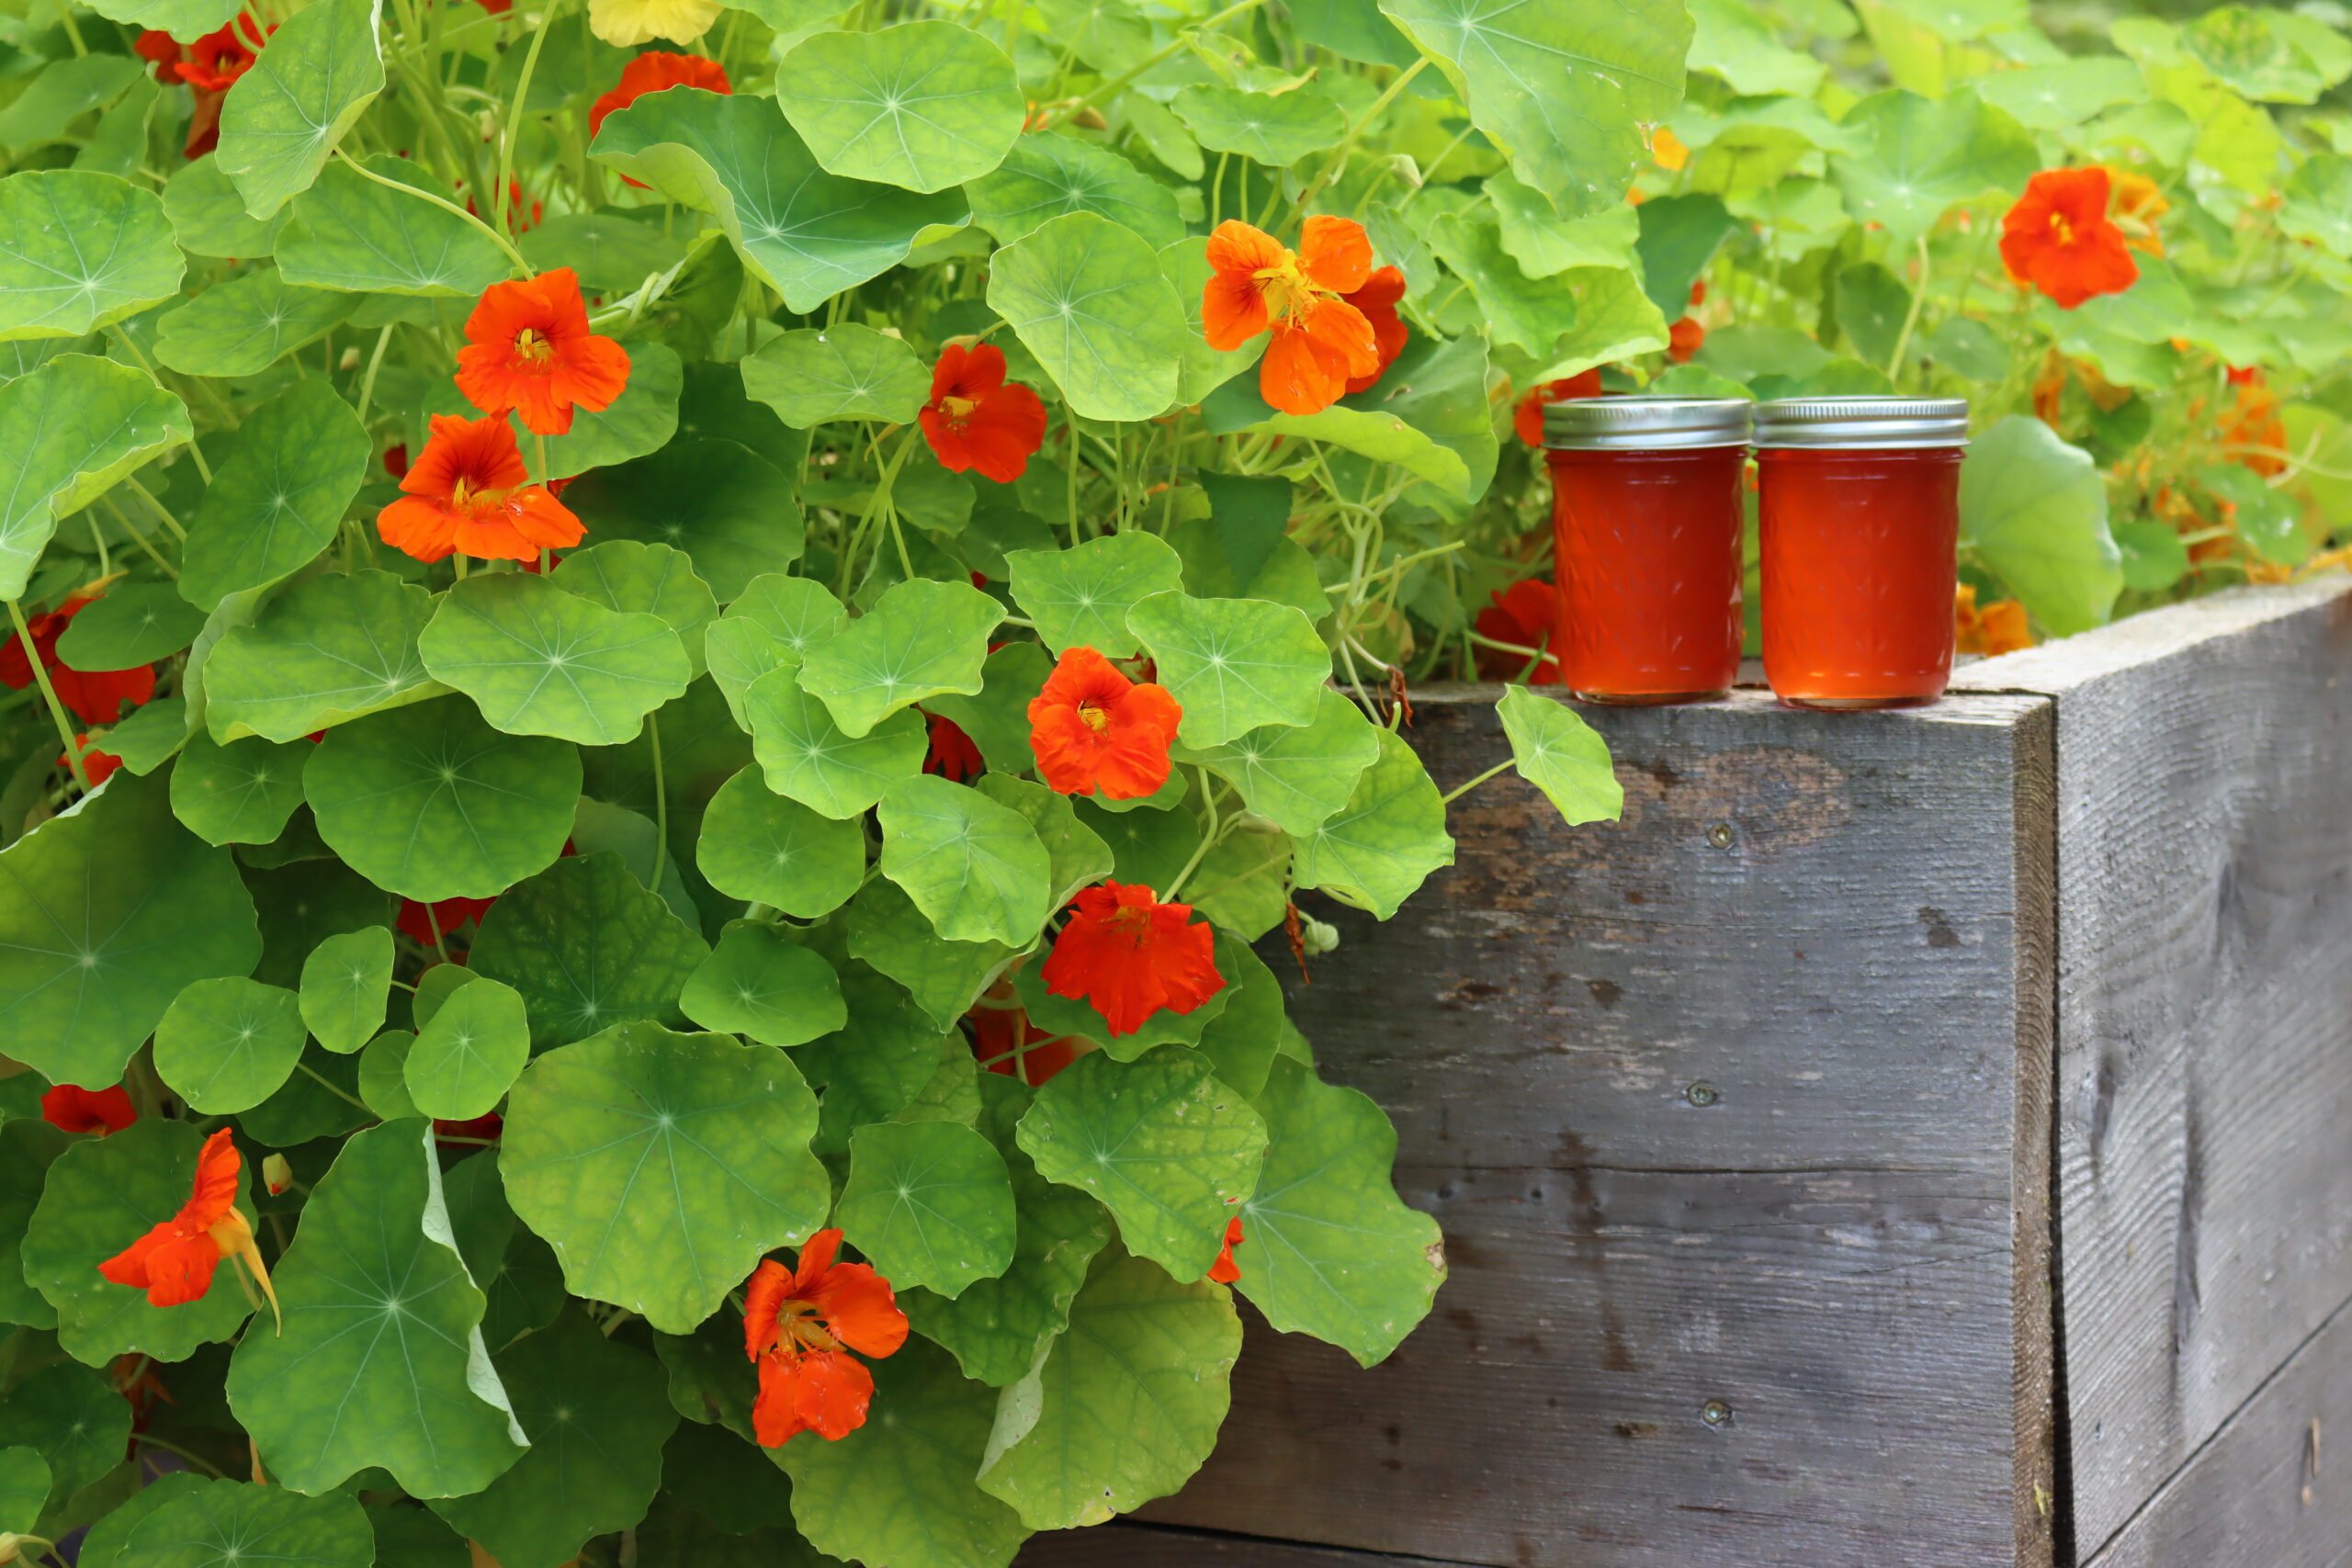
[0,1446,49,1536]
[744,669,927,818]
[1496,684,1623,828]
[1015,1046,1267,1281]
[707,577,848,728]
[550,540,718,681]
[76,1472,213,1568]
[679,921,847,1046]
[0,171,184,341]
[0,1361,130,1509]
[428,1309,681,1568]
[440,1147,568,1354]
[0,769,261,1089]
[1973,55,2147,129]
[778,22,1024,193]
[214,0,385,220]
[23,1117,254,1364]
[2281,152,2352,258]
[0,53,139,153]
[1236,1055,1444,1366]
[502,1022,831,1334]
[203,570,449,743]
[1125,589,1329,749]
[1829,88,2039,251]
[695,765,866,917]
[304,696,582,902]
[357,1029,420,1119]
[963,132,1184,250]
[975,1245,1240,1528]
[180,379,371,611]
[153,976,307,1113]
[228,1120,529,1497]
[1291,726,1453,920]
[469,852,711,1048]
[0,353,191,602]
[55,583,206,670]
[421,573,691,747]
[1006,530,1183,660]
[0,1119,72,1331]
[405,976,530,1121]
[593,90,967,313]
[120,1479,375,1568]
[1159,236,1265,404]
[1959,414,2124,637]
[299,927,394,1055]
[236,1040,371,1146]
[1171,85,1346,166]
[842,876,1018,1032]
[777,1337,1027,1568]
[987,212,1188,423]
[793,966,953,1156]
[877,774,1052,946]
[837,1120,1015,1299]
[275,157,507,296]
[520,209,689,293]
[527,339,684,482]
[163,156,286,259]
[1187,687,1381,838]
[563,438,802,603]
[155,271,357,378]
[923,640,1054,774]
[797,576,1003,738]
[169,731,311,847]
[740,323,931,428]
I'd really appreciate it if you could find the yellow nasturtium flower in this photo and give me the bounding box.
[588,0,721,47]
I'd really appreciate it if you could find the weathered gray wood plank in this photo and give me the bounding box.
[1140,689,2057,1568]
[1954,581,2352,1559]
[1016,1522,1479,1566]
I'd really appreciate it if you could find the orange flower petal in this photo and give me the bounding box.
[808,1262,910,1359]
[1041,881,1223,1037]
[1296,214,1373,295]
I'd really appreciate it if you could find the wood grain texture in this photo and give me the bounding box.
[1015,1521,1481,1567]
[1955,581,2352,1559]
[1138,689,2058,1568]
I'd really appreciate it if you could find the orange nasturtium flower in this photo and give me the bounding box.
[1208,1216,1245,1283]
[1954,584,2033,657]
[920,344,1048,484]
[1025,647,1182,800]
[98,1129,278,1324]
[377,413,587,564]
[173,14,271,92]
[742,1230,909,1448]
[589,51,731,138]
[2000,167,2138,311]
[1512,369,1602,447]
[1203,216,1382,416]
[41,1083,137,1136]
[2109,169,2168,256]
[1341,265,1409,395]
[455,269,631,437]
[1041,881,1223,1038]
[1651,125,1690,172]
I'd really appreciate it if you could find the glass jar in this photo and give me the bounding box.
[1543,396,1752,705]
[1754,397,1970,710]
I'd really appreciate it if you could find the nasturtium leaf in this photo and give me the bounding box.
[740,323,931,428]
[0,1120,71,1331]
[1159,236,1266,404]
[837,1120,1016,1298]
[797,576,1002,737]
[0,172,183,341]
[655,1421,797,1534]
[164,157,287,259]
[794,966,955,1155]
[429,1308,680,1568]
[0,1361,131,1508]
[1126,590,1329,749]
[300,927,393,1055]
[55,583,205,670]
[2281,153,2352,258]
[1830,88,2038,249]
[1973,55,2146,128]
[2198,462,2307,566]
[365,1501,473,1568]
[0,1446,48,1535]
[521,209,688,294]
[562,437,801,602]
[973,774,1113,908]
[99,698,190,778]
[778,22,1024,193]
[1171,85,1347,167]
[976,1245,1240,1529]
[842,877,1018,1032]
[404,976,530,1121]
[1487,172,1641,277]
[963,129,1186,250]
[1235,1055,1444,1364]
[153,976,306,1113]
[1292,727,1454,919]
[0,54,139,152]
[679,921,846,1046]
[893,1032,984,1128]
[593,90,967,313]
[0,354,190,603]
[502,1022,831,1334]
[1188,933,1284,1099]
[1434,213,1665,362]
[923,639,1054,775]
[0,769,261,1090]
[1497,685,1623,827]
[421,572,691,747]
[357,1031,420,1120]
[23,1118,254,1364]
[1016,1046,1268,1281]
[1685,0,1826,95]
[119,1479,375,1568]
[181,380,370,610]
[1378,0,1687,219]
[305,698,582,902]
[2184,4,2352,103]
[1190,688,1382,838]
[778,1337,1028,1568]
[526,340,682,482]
[169,732,311,847]
[695,767,865,916]
[203,570,447,742]
[1960,414,2123,637]
[1208,380,1474,497]
[228,1120,528,1497]
[154,271,356,379]
[987,212,1188,423]
[2112,518,2191,592]
[744,669,928,818]
[275,157,510,297]
[877,774,1053,946]
[1007,531,1183,659]
[468,852,710,1048]
[214,0,385,220]
[440,1149,567,1353]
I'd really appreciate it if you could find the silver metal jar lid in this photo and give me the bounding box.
[1752,396,1969,448]
[1543,396,1753,451]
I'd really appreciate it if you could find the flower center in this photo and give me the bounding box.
[1105,904,1154,945]
[939,394,978,423]
[1253,256,1320,324]
[1077,698,1112,732]
[514,327,554,365]
[447,477,503,513]
[2047,211,2075,246]
[778,1298,841,1352]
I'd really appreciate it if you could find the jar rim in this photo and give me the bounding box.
[1543,395,1753,450]
[1753,395,1969,447]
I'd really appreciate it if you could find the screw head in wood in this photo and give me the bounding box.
[1706,821,1736,849]
[1686,1081,1719,1107]
[1701,1400,1733,1427]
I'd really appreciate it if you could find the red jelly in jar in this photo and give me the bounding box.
[1754,398,1970,710]
[1543,397,1752,705]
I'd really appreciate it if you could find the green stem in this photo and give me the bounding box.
[1158,769,1225,901]
[493,0,564,245]
[332,149,533,276]
[297,1061,375,1115]
[100,493,179,581]
[647,710,669,890]
[1038,0,1276,130]
[1441,760,1511,806]
[10,600,92,793]
[356,323,395,425]
[1294,58,1428,216]
[1884,233,1932,383]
